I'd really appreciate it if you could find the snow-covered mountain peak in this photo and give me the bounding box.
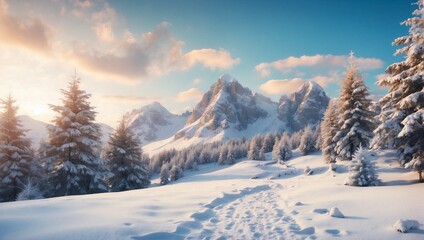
[185,75,266,132]
[278,80,329,130]
[218,73,236,83]
[124,102,188,146]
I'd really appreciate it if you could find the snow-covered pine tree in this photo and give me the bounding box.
[299,125,316,155]
[345,147,379,186]
[321,100,339,163]
[333,53,375,160]
[372,0,424,168]
[405,151,423,182]
[272,132,292,163]
[226,144,236,165]
[106,117,150,191]
[248,134,264,160]
[218,144,229,164]
[160,163,170,185]
[169,164,183,181]
[0,95,34,202]
[314,123,322,150]
[43,74,107,197]
[290,130,303,149]
[262,133,275,153]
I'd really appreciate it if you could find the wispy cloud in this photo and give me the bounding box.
[91,3,116,43]
[102,94,163,103]
[255,54,383,77]
[260,74,339,95]
[68,22,240,83]
[176,88,204,102]
[259,78,305,95]
[193,78,202,85]
[184,48,240,70]
[0,0,53,55]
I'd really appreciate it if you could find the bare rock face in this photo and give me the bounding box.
[278,81,329,131]
[186,74,267,131]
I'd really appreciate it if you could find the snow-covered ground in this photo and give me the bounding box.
[0,151,423,240]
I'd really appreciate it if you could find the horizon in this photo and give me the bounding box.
[0,0,416,126]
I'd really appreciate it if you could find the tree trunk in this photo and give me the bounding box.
[419,170,423,183]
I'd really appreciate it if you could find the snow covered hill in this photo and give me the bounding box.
[143,74,329,155]
[18,115,50,146]
[18,115,113,147]
[123,102,188,146]
[0,151,422,240]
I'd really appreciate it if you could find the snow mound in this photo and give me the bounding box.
[329,207,345,218]
[393,219,419,233]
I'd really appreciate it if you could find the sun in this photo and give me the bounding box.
[31,104,48,116]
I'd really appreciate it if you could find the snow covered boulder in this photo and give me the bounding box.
[393,219,419,233]
[329,207,345,218]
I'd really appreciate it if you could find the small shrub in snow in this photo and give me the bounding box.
[345,147,379,186]
[393,219,419,233]
[329,207,344,218]
[16,179,43,201]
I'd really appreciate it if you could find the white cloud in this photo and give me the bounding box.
[176,88,204,102]
[259,78,305,95]
[73,0,92,10]
[259,75,336,95]
[184,48,240,70]
[0,0,53,55]
[256,54,383,77]
[193,78,202,85]
[91,3,116,43]
[69,23,240,83]
[101,95,163,105]
[94,21,114,42]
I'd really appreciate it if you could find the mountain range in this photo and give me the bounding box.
[19,74,329,155]
[141,74,329,154]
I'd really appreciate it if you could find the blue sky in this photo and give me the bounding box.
[0,0,416,126]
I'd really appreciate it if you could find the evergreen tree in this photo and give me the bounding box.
[169,164,183,181]
[333,53,375,160]
[218,144,229,164]
[0,95,34,202]
[272,132,292,162]
[299,125,316,155]
[405,151,424,182]
[106,117,150,191]
[345,147,379,186]
[248,134,264,160]
[314,123,322,150]
[290,130,303,149]
[262,133,275,153]
[373,0,424,167]
[43,74,107,197]
[160,163,170,185]
[321,100,339,163]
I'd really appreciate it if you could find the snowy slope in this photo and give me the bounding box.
[123,102,188,146]
[18,115,113,147]
[1,151,423,240]
[18,115,49,146]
